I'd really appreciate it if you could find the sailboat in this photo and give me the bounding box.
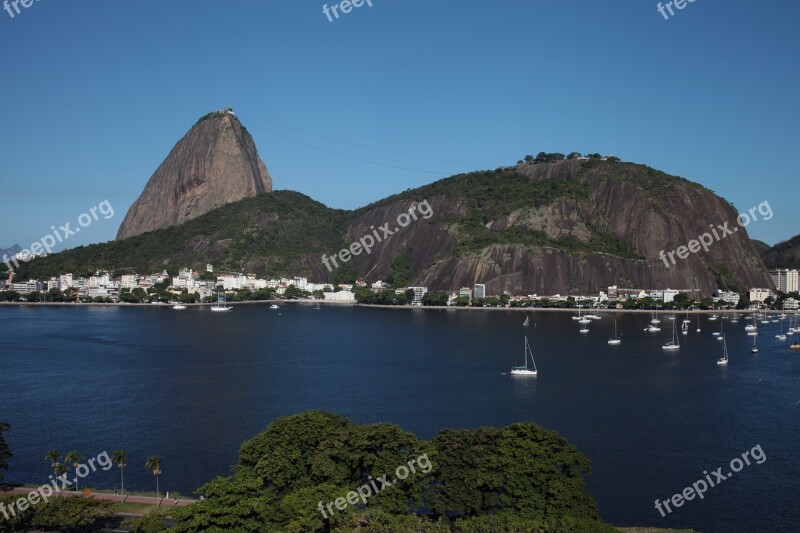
[651,310,660,324]
[211,291,232,312]
[745,314,757,333]
[712,320,723,337]
[608,321,621,345]
[760,308,770,325]
[731,311,739,324]
[775,319,787,341]
[523,315,530,327]
[696,315,701,333]
[578,307,590,325]
[717,335,729,365]
[511,336,538,376]
[681,321,688,335]
[708,313,719,321]
[682,311,691,325]
[314,303,321,310]
[662,320,680,351]
[751,334,759,354]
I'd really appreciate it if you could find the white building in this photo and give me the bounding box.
[120,275,137,289]
[59,273,73,290]
[459,287,472,299]
[770,269,799,293]
[783,298,799,311]
[662,289,679,304]
[408,287,428,305]
[218,274,243,291]
[715,290,741,306]
[474,284,486,299]
[749,288,774,304]
[323,291,355,302]
[12,280,43,294]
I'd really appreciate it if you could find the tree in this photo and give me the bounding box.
[64,450,85,491]
[567,152,582,160]
[30,496,113,531]
[0,422,10,482]
[523,155,535,163]
[145,456,162,498]
[422,291,448,306]
[112,450,127,496]
[386,252,414,288]
[44,450,63,493]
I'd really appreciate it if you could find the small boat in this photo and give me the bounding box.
[760,309,770,325]
[776,320,786,341]
[314,303,321,310]
[578,307,590,325]
[211,292,232,312]
[270,304,280,310]
[751,334,758,354]
[651,310,660,324]
[681,321,688,335]
[523,315,530,327]
[510,336,538,376]
[579,326,590,334]
[708,314,719,321]
[682,311,691,325]
[696,315,701,333]
[608,321,621,345]
[645,324,661,332]
[172,304,187,310]
[662,320,680,351]
[745,315,757,332]
[730,312,739,324]
[791,343,800,350]
[717,335,729,365]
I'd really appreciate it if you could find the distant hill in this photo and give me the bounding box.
[0,244,21,259]
[12,158,774,296]
[761,234,800,269]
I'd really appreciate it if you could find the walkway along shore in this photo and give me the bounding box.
[1,487,195,508]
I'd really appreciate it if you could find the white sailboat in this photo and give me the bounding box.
[731,312,739,324]
[682,311,691,325]
[523,315,530,327]
[172,302,187,310]
[681,321,688,335]
[751,334,759,354]
[662,319,680,350]
[608,321,621,345]
[760,308,770,325]
[717,335,729,365]
[696,315,701,333]
[270,304,280,310]
[510,336,538,376]
[708,313,719,321]
[716,320,724,341]
[650,310,660,324]
[775,319,786,341]
[745,314,757,332]
[578,307,590,325]
[211,292,232,312]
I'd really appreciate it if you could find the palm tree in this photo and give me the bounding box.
[54,463,68,495]
[145,456,162,498]
[111,450,127,496]
[64,450,85,491]
[44,449,62,491]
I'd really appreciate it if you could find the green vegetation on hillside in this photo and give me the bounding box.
[12,191,351,280]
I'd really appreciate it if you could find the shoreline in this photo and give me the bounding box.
[0,300,791,316]
[355,304,789,316]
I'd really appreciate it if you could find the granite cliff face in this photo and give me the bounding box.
[116,110,272,240]
[341,160,773,295]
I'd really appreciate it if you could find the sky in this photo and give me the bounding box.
[1,0,798,253]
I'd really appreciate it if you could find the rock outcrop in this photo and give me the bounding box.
[117,109,272,240]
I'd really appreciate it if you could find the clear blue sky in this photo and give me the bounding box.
[1,0,798,252]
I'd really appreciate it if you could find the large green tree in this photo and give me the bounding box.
[167,411,610,532]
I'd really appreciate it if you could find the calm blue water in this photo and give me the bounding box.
[1,305,798,532]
